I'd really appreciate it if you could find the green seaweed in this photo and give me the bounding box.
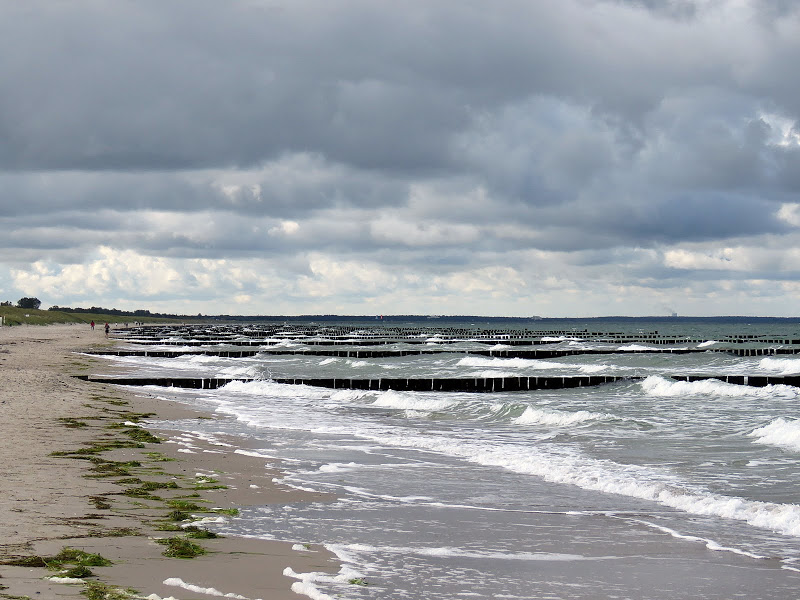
[139,480,179,491]
[62,565,93,578]
[156,537,207,559]
[184,527,220,539]
[58,418,88,428]
[167,510,191,521]
[82,582,135,600]
[123,428,162,444]
[1,556,47,567]
[89,496,112,510]
[52,548,112,567]
[121,487,161,500]
[88,527,140,538]
[167,499,203,511]
[144,452,175,462]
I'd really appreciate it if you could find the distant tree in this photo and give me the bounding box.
[17,297,41,310]
[0,301,12,306]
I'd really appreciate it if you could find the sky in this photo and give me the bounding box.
[2,0,800,317]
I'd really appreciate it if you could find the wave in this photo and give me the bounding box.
[457,356,562,369]
[346,360,369,368]
[372,390,457,412]
[749,418,800,452]
[212,379,800,539]
[618,344,654,351]
[698,340,719,347]
[513,407,607,427]
[640,375,799,399]
[578,364,608,374]
[334,542,587,562]
[419,437,800,539]
[466,370,520,378]
[759,357,800,375]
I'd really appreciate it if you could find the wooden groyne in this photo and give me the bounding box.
[711,347,800,356]
[75,374,628,391]
[75,373,800,392]
[87,347,710,360]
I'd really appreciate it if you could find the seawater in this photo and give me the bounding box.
[100,318,800,599]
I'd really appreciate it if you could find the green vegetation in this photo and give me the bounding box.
[82,582,136,600]
[62,565,94,578]
[88,496,112,510]
[156,537,207,559]
[88,527,140,538]
[139,480,178,491]
[167,499,204,511]
[213,507,239,517]
[144,451,175,462]
[166,509,191,521]
[0,305,173,327]
[349,578,369,586]
[123,427,162,444]
[1,547,112,573]
[58,418,88,428]
[52,548,112,568]
[184,527,221,539]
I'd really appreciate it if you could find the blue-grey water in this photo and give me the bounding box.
[98,318,800,599]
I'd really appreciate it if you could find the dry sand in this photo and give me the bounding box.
[0,323,338,600]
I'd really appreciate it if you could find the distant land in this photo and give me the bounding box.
[3,303,800,327]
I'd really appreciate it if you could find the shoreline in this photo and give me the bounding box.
[0,323,338,600]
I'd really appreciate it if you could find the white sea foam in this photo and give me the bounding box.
[749,418,800,452]
[698,340,719,347]
[578,364,608,373]
[759,357,800,375]
[335,542,587,562]
[162,577,249,599]
[329,389,373,402]
[346,360,369,368]
[196,378,800,541]
[468,370,519,378]
[458,356,558,369]
[318,462,362,473]
[633,520,766,559]
[640,375,799,399]
[618,344,653,351]
[222,379,323,399]
[513,407,607,427]
[372,390,456,412]
[319,358,338,365]
[284,565,365,600]
[331,425,800,539]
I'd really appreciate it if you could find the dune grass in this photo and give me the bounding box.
[0,305,178,327]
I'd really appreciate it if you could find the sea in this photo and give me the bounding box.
[95,317,800,599]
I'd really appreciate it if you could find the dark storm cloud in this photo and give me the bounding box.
[5,0,786,174]
[2,0,800,315]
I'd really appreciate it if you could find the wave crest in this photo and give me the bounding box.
[749,418,800,452]
[513,407,606,427]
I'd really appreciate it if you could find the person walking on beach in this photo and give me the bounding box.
[90,320,95,331]
[104,323,110,338]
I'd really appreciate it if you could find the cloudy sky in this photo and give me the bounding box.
[2,0,800,317]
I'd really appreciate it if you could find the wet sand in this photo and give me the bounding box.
[0,323,337,599]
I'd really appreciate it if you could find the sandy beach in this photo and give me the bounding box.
[0,324,337,600]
